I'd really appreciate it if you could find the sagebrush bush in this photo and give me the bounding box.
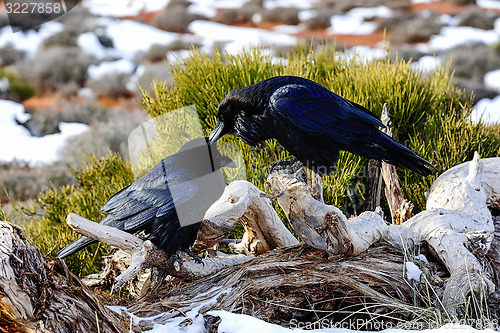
[134,62,174,95]
[382,12,442,45]
[42,28,81,48]
[60,109,147,164]
[153,7,200,33]
[87,72,132,98]
[303,14,331,30]
[16,46,500,277]
[25,46,93,93]
[260,7,300,25]
[0,43,26,67]
[444,43,500,83]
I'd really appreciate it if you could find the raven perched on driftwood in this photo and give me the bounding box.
[57,138,234,259]
[209,75,437,175]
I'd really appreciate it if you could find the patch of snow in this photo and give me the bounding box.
[263,0,321,10]
[406,262,422,282]
[414,254,429,264]
[0,21,63,56]
[472,96,500,124]
[478,0,500,10]
[77,32,119,60]
[209,310,292,333]
[330,15,377,35]
[188,20,296,55]
[329,6,392,35]
[484,69,500,93]
[298,9,317,21]
[340,46,387,63]
[418,26,499,52]
[272,24,304,35]
[410,55,441,73]
[88,59,136,80]
[0,100,89,164]
[81,0,169,17]
[98,18,180,59]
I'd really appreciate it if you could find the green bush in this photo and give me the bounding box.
[0,68,35,101]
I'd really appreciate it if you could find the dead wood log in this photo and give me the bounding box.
[0,222,127,333]
[267,158,387,256]
[379,104,414,224]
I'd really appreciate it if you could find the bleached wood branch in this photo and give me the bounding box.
[267,159,387,256]
[386,152,497,317]
[380,104,414,224]
[194,180,298,256]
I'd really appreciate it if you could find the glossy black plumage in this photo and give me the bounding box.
[209,75,437,175]
[57,138,233,259]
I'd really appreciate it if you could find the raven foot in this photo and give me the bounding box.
[185,249,204,265]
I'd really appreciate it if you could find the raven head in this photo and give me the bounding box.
[209,99,237,145]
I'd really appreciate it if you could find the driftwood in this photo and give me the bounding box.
[1,149,499,331]
[387,152,498,317]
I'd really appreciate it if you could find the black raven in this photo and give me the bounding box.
[208,75,437,175]
[57,138,234,259]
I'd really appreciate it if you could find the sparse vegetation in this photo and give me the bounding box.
[260,7,300,25]
[23,46,93,94]
[0,68,35,101]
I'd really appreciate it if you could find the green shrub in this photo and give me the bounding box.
[17,153,134,277]
[0,68,35,101]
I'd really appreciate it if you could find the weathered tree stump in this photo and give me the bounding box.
[0,222,127,333]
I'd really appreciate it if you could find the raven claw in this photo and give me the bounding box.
[185,249,204,265]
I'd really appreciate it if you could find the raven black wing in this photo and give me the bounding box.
[269,83,384,145]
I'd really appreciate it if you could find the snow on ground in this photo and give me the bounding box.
[417,25,500,52]
[82,0,170,17]
[409,55,441,73]
[472,96,500,124]
[329,6,393,35]
[88,59,136,80]
[477,0,500,10]
[0,21,63,56]
[484,69,500,93]
[405,262,422,282]
[109,306,499,333]
[188,20,296,55]
[0,100,89,164]
[97,18,182,59]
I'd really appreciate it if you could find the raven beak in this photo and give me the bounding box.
[208,120,225,145]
